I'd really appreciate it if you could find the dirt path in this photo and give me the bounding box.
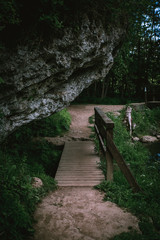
[34,105,140,240]
[46,104,124,144]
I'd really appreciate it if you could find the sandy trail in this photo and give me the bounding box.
[46,104,124,144]
[34,104,140,240]
[66,105,124,139]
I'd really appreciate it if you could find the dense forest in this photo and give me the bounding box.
[75,0,160,103]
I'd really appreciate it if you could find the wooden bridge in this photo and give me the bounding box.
[55,107,141,192]
[55,141,104,186]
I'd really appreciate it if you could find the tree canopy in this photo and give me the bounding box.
[75,0,160,102]
[0,0,156,45]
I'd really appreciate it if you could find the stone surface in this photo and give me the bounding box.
[112,111,121,117]
[0,15,126,142]
[132,137,140,142]
[32,177,43,188]
[140,135,158,143]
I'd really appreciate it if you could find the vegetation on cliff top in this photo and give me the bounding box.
[0,0,154,47]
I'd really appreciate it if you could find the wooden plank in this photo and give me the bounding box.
[105,149,113,181]
[95,121,106,142]
[57,182,102,187]
[55,141,104,187]
[106,132,141,192]
[56,173,103,176]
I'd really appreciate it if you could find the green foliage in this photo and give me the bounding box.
[0,108,71,240]
[94,107,160,239]
[74,0,160,102]
[0,147,57,240]
[28,109,71,137]
[8,109,71,141]
[111,228,160,240]
[0,0,154,46]
[0,0,20,29]
[131,107,160,137]
[106,0,160,99]
[0,76,4,84]
[39,13,63,29]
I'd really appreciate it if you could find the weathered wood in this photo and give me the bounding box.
[55,141,104,186]
[95,121,107,142]
[94,124,106,154]
[105,150,113,181]
[106,129,114,181]
[94,107,141,192]
[106,132,141,192]
[95,107,114,129]
[95,107,114,182]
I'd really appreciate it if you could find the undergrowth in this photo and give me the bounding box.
[0,109,71,240]
[73,96,141,105]
[120,106,160,137]
[16,108,71,138]
[93,107,160,239]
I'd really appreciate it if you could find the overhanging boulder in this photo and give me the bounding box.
[0,16,126,142]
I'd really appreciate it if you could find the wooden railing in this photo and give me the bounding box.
[94,107,141,192]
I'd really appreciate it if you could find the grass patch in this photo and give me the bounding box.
[17,108,71,138]
[94,107,160,239]
[0,109,71,240]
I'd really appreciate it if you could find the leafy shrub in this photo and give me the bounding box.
[0,0,20,29]
[94,107,160,239]
[0,150,57,240]
[6,109,71,144]
[29,108,71,137]
[0,108,71,240]
[131,107,160,137]
[0,0,148,47]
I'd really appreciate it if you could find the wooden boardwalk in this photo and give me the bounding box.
[55,141,104,186]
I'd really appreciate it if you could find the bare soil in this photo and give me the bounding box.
[45,104,124,145]
[33,104,140,240]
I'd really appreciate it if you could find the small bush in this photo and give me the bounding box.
[0,108,71,240]
[29,108,71,137]
[9,108,71,140]
[0,150,57,240]
[94,107,160,239]
[131,107,160,137]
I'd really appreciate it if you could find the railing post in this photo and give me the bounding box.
[106,128,114,181]
[94,107,141,192]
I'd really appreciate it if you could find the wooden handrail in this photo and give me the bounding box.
[95,107,114,129]
[94,107,141,192]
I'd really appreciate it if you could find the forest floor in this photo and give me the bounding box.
[33,104,140,240]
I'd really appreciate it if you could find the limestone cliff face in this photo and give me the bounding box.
[0,17,126,142]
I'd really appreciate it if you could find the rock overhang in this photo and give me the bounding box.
[0,16,126,142]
